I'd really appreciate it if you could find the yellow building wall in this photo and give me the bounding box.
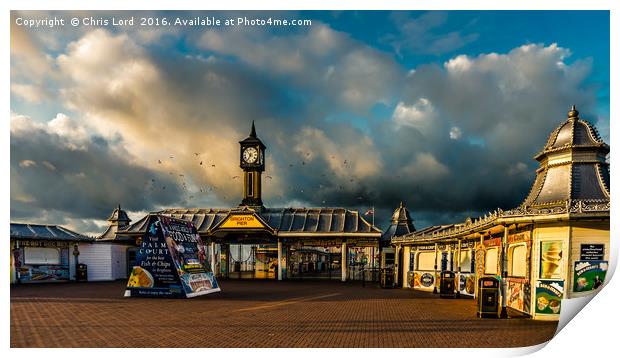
[401,246,410,288]
[568,221,610,299]
[531,223,570,320]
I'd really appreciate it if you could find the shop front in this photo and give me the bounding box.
[10,223,93,284]
[390,107,610,321]
[116,207,382,282]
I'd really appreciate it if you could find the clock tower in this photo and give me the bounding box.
[239,121,266,207]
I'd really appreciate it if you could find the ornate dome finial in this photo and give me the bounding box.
[568,105,579,120]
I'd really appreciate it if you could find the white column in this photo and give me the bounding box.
[402,246,410,288]
[456,240,462,297]
[433,243,439,293]
[341,242,347,282]
[500,225,509,318]
[277,239,283,281]
[394,245,400,286]
[210,241,216,273]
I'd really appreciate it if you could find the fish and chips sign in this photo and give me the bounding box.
[124,215,220,298]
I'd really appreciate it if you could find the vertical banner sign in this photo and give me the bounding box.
[573,261,608,292]
[540,241,563,279]
[125,215,220,298]
[535,280,563,315]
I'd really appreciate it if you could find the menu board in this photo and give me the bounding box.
[125,215,220,298]
[573,261,608,292]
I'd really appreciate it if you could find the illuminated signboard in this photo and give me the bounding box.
[219,214,266,229]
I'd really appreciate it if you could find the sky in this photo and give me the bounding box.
[10,10,610,236]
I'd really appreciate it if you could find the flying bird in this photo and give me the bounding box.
[200,161,203,165]
[232,176,240,179]
[193,153,200,156]
[169,156,174,159]
[266,176,273,179]
[162,186,166,190]
[158,160,162,164]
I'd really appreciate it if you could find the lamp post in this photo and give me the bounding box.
[73,244,80,281]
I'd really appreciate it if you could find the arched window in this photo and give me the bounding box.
[416,252,435,271]
[508,244,527,277]
[459,249,472,272]
[484,247,498,275]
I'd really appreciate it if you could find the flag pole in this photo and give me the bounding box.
[372,206,375,227]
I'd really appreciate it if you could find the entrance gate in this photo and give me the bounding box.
[287,245,341,280]
[227,244,278,279]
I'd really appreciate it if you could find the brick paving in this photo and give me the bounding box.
[10,280,557,348]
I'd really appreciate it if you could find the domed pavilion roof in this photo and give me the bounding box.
[522,106,609,208]
[381,201,416,243]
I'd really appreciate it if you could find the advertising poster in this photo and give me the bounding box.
[573,261,608,292]
[407,271,414,288]
[535,280,563,315]
[540,241,563,279]
[125,215,220,298]
[475,243,485,278]
[411,271,435,289]
[507,279,531,314]
[13,247,70,282]
[458,273,476,296]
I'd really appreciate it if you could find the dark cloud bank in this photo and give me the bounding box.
[10,15,607,233]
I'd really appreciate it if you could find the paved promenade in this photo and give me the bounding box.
[10,280,557,348]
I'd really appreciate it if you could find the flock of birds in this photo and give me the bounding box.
[143,151,372,206]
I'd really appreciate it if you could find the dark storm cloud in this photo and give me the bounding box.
[10,15,607,234]
[10,113,183,223]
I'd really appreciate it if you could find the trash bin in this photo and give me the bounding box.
[439,271,456,298]
[76,263,88,282]
[380,268,395,288]
[477,276,500,318]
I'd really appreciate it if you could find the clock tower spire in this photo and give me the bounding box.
[239,121,266,208]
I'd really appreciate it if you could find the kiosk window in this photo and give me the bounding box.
[416,252,435,271]
[484,248,498,275]
[459,249,472,272]
[24,247,61,265]
[508,244,527,277]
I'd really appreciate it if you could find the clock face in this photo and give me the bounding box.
[243,147,259,164]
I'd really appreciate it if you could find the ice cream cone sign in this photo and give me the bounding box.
[541,241,562,279]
